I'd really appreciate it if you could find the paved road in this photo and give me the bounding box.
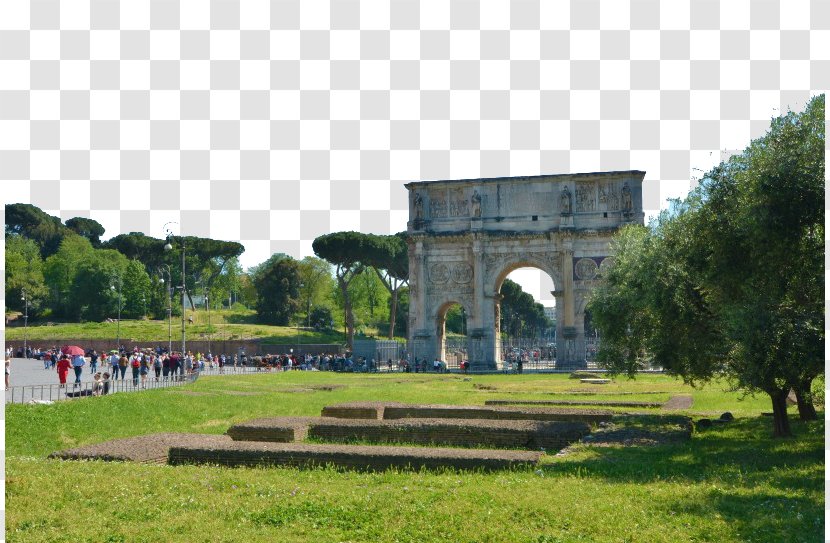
[4,357,190,404]
[8,357,117,387]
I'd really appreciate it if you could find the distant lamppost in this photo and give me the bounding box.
[158,265,173,355]
[110,277,122,351]
[21,290,29,358]
[163,222,186,375]
[205,292,211,356]
[297,283,304,357]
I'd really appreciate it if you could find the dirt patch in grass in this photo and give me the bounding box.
[306,384,345,392]
[663,395,694,410]
[563,390,666,395]
[277,388,316,394]
[473,384,499,391]
[166,390,215,397]
[49,433,232,463]
[219,391,261,396]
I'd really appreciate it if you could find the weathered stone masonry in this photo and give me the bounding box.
[405,171,646,370]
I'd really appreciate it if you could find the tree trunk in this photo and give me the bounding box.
[388,286,398,340]
[338,277,355,350]
[794,378,818,421]
[769,388,793,438]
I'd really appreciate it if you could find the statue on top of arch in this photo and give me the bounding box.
[413,191,424,219]
[560,185,573,215]
[621,182,633,213]
[471,190,482,218]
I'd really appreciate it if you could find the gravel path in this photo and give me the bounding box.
[49,433,232,463]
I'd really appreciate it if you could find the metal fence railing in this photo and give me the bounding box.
[5,372,199,404]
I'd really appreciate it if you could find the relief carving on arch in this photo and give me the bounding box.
[576,182,596,212]
[598,182,620,211]
[428,262,474,293]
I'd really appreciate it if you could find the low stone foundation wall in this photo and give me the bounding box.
[485,399,664,408]
[168,441,541,471]
[307,418,589,451]
[226,417,313,442]
[322,402,614,424]
[320,402,407,420]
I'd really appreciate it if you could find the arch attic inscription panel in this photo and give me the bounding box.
[405,171,645,370]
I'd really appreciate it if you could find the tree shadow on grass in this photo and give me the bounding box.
[224,313,259,324]
[660,490,824,543]
[547,417,824,494]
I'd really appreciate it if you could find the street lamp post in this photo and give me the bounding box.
[21,290,28,358]
[164,222,186,376]
[158,265,173,355]
[297,283,303,359]
[110,278,122,351]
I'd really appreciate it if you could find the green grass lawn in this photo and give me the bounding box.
[5,373,823,543]
[4,308,401,344]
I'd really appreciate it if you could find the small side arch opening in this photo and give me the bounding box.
[432,300,468,371]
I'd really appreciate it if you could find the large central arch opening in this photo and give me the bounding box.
[494,265,557,371]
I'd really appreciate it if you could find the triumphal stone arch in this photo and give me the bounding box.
[405,171,646,371]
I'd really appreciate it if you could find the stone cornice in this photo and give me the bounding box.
[404,170,647,190]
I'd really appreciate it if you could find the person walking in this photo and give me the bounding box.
[5,357,10,390]
[118,353,129,381]
[130,352,141,386]
[89,350,98,374]
[56,355,71,387]
[108,351,119,374]
[71,354,85,385]
[139,353,151,387]
[153,355,162,381]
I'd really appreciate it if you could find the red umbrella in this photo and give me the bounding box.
[61,345,85,356]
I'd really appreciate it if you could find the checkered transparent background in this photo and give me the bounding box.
[0,0,827,534]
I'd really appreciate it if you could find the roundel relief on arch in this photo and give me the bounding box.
[429,262,473,286]
[573,256,614,281]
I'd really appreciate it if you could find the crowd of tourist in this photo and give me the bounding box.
[5,345,464,395]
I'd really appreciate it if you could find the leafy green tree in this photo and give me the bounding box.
[499,279,551,338]
[42,234,97,318]
[391,286,410,337]
[5,234,48,315]
[66,249,130,321]
[589,95,824,437]
[65,217,105,247]
[297,256,335,326]
[357,233,409,339]
[104,232,244,311]
[5,203,68,257]
[252,254,302,325]
[313,232,368,348]
[309,306,334,330]
[210,256,243,309]
[352,267,388,323]
[121,259,152,319]
[445,304,466,335]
